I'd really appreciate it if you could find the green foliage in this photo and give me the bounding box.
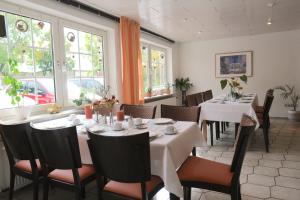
[2,59,24,105]
[220,79,228,90]
[72,90,92,106]
[146,87,152,93]
[240,75,248,83]
[175,77,193,92]
[275,85,299,111]
[220,75,247,90]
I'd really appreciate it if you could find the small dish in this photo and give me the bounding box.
[164,130,177,135]
[135,124,147,129]
[152,118,173,124]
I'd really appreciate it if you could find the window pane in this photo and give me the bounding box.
[64,28,78,53]
[64,27,105,102]
[0,12,55,109]
[141,45,149,91]
[32,20,52,48]
[151,49,166,88]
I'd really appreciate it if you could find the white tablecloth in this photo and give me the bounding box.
[33,116,207,197]
[199,93,259,127]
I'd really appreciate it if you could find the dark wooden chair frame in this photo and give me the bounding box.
[180,115,256,200]
[0,123,42,200]
[120,104,157,119]
[87,132,164,200]
[31,125,95,200]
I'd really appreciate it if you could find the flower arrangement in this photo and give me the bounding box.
[92,95,119,112]
[220,75,247,99]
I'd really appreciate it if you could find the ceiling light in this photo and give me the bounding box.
[197,31,202,34]
[183,18,188,22]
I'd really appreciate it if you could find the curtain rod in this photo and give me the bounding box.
[57,0,175,43]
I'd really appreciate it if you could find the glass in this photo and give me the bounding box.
[151,49,166,88]
[35,49,53,77]
[141,45,149,90]
[79,54,92,77]
[64,27,78,53]
[66,53,80,77]
[79,31,91,54]
[32,20,52,48]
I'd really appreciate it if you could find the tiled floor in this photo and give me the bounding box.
[0,118,299,200]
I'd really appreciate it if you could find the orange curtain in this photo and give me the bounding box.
[120,16,144,104]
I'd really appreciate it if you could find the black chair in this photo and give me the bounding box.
[195,93,204,105]
[87,132,164,200]
[31,125,95,200]
[255,89,274,113]
[177,114,256,200]
[0,123,42,200]
[121,104,157,119]
[257,94,274,152]
[161,104,201,156]
[202,90,213,101]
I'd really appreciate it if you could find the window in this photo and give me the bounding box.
[0,11,55,109]
[141,43,170,98]
[63,27,105,103]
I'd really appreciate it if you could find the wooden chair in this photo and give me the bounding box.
[0,123,42,200]
[186,94,198,106]
[195,92,204,105]
[161,104,200,156]
[202,90,213,101]
[31,125,95,200]
[257,94,274,152]
[255,89,274,113]
[87,132,164,200]
[177,114,256,200]
[121,104,157,119]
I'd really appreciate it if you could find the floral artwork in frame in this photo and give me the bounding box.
[215,51,253,78]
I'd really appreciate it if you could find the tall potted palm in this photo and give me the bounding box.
[175,77,193,105]
[275,85,300,121]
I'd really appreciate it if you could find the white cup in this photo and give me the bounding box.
[165,125,175,134]
[134,118,143,126]
[112,122,123,130]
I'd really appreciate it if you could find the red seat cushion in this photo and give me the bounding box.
[178,156,233,187]
[48,165,95,184]
[103,175,163,199]
[15,159,41,173]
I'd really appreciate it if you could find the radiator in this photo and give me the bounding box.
[0,142,31,192]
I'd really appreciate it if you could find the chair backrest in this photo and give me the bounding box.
[267,89,274,95]
[87,132,151,183]
[230,115,256,184]
[186,94,198,106]
[203,90,213,101]
[121,104,157,119]
[262,95,274,120]
[161,104,200,124]
[31,125,82,170]
[262,89,274,109]
[0,123,37,168]
[195,92,204,104]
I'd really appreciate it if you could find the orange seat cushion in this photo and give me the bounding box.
[255,106,264,113]
[178,156,233,187]
[15,159,41,173]
[48,165,95,184]
[103,175,163,199]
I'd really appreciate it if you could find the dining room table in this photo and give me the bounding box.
[32,114,207,198]
[199,93,260,140]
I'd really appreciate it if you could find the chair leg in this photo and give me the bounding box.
[210,124,214,146]
[81,186,86,198]
[263,125,269,152]
[33,177,39,200]
[235,123,240,138]
[43,179,49,200]
[9,170,15,200]
[216,122,220,140]
[75,186,83,200]
[238,184,242,200]
[192,147,196,156]
[183,187,191,200]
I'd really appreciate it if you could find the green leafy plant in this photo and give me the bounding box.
[275,85,299,111]
[72,90,92,106]
[175,77,193,92]
[146,87,152,93]
[2,59,25,106]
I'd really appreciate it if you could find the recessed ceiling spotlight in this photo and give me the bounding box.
[183,18,188,22]
[267,18,272,26]
[197,31,202,34]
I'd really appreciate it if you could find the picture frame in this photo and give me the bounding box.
[215,51,253,78]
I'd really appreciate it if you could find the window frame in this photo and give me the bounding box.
[141,42,168,96]
[0,5,109,117]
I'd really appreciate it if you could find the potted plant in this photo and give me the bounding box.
[164,83,171,95]
[275,85,300,121]
[3,59,32,119]
[145,87,152,98]
[72,90,92,107]
[220,75,247,100]
[175,77,193,105]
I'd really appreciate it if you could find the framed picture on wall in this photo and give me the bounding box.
[215,51,253,78]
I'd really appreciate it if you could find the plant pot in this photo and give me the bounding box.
[145,92,152,98]
[15,106,32,120]
[288,110,300,122]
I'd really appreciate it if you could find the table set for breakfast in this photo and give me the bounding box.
[32,114,207,197]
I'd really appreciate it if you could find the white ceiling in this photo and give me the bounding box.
[78,0,300,42]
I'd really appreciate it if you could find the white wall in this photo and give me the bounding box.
[178,30,300,117]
